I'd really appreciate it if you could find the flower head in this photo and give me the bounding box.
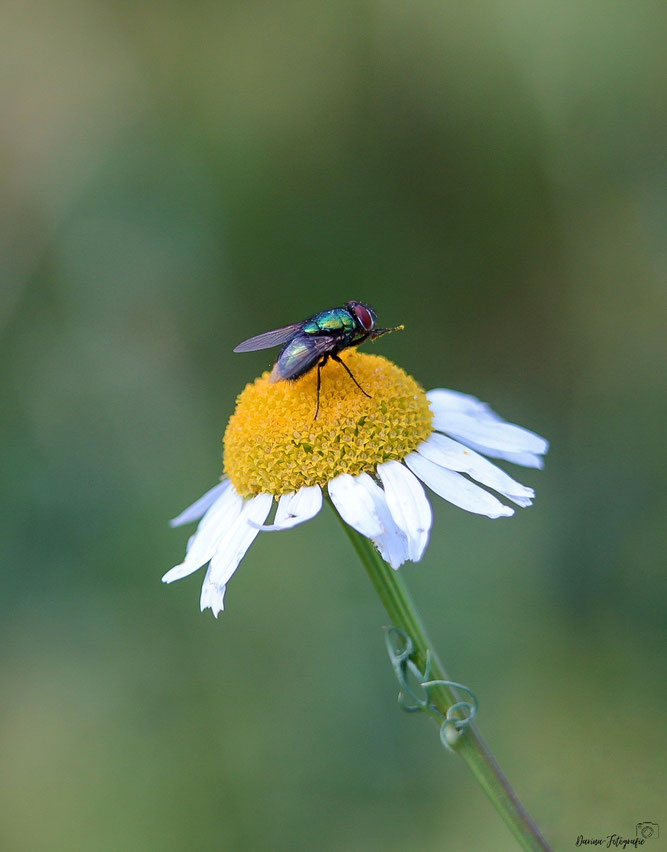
[164,351,547,615]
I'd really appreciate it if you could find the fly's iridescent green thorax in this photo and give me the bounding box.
[303,307,359,340]
[302,308,358,335]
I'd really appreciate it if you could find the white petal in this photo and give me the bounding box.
[428,388,501,419]
[405,452,514,519]
[376,461,432,561]
[459,443,545,470]
[328,474,383,538]
[205,493,273,591]
[416,433,535,507]
[199,565,226,617]
[428,389,548,457]
[162,484,243,583]
[354,474,411,569]
[169,480,230,527]
[432,412,548,456]
[254,486,322,531]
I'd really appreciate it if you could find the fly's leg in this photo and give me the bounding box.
[314,355,329,420]
[331,353,372,399]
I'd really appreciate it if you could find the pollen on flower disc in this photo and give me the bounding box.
[223,352,434,498]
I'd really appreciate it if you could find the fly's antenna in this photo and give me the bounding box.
[371,324,404,339]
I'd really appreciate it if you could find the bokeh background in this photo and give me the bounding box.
[2,2,665,850]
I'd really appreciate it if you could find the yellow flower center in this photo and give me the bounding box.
[223,351,433,497]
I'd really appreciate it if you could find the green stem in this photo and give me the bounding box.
[335,511,551,852]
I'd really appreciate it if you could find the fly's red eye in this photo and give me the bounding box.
[352,303,375,331]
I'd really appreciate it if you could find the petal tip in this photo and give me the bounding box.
[200,591,225,617]
[162,566,182,584]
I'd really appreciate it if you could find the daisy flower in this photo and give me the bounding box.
[164,351,548,615]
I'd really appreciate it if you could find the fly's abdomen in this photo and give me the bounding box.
[271,336,323,382]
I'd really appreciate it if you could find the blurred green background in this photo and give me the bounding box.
[2,2,665,850]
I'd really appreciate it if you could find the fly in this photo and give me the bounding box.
[233,301,403,419]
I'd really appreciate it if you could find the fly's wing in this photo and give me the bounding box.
[271,333,336,381]
[233,323,304,353]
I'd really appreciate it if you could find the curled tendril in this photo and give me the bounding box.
[384,627,478,751]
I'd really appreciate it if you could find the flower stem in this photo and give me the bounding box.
[335,513,551,851]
